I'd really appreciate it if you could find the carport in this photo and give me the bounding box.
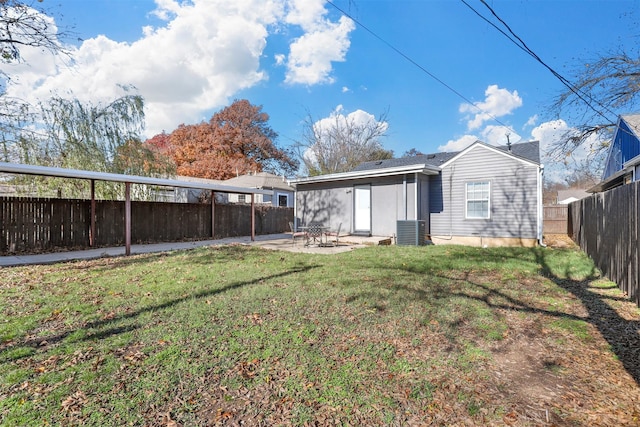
[0,162,272,255]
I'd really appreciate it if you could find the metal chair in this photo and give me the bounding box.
[324,222,342,246]
[289,221,306,245]
[305,223,324,246]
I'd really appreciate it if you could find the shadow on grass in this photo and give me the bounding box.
[48,244,256,273]
[531,248,640,386]
[0,263,319,362]
[378,246,640,386]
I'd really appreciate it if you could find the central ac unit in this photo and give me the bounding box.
[396,220,427,246]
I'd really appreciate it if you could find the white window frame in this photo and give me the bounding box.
[276,192,289,207]
[465,181,490,219]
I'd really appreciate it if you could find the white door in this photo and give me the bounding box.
[354,185,371,233]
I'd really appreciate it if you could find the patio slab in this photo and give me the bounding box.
[0,234,391,267]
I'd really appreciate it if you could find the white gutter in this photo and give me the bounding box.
[289,163,441,185]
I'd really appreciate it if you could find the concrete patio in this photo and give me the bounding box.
[0,233,392,267]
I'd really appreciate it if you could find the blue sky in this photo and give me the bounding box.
[2,0,639,180]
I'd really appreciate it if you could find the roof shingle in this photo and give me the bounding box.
[351,140,540,172]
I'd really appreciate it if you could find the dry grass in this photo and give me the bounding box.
[1,243,639,426]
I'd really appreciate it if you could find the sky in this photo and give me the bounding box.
[2,0,639,181]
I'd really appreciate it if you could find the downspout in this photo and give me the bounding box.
[433,165,454,241]
[293,188,297,230]
[403,174,407,220]
[447,165,455,239]
[414,172,419,220]
[537,164,546,247]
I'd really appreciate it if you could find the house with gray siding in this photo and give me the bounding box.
[223,172,295,207]
[290,140,543,247]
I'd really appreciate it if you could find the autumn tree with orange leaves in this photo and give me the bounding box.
[155,100,297,180]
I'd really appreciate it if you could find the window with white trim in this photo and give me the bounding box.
[466,181,490,219]
[277,194,289,207]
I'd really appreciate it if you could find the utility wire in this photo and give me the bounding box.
[326,0,515,134]
[461,0,618,126]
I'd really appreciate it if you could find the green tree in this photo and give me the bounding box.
[10,94,175,199]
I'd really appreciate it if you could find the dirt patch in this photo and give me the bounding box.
[544,234,577,249]
[490,332,574,425]
[477,283,640,427]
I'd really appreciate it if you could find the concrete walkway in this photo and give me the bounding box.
[0,233,388,267]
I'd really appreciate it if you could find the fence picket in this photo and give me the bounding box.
[569,184,640,307]
[1,197,292,255]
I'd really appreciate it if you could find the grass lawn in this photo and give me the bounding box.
[1,243,639,426]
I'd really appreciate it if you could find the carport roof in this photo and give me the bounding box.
[0,162,272,195]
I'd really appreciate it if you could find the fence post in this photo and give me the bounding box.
[125,182,131,256]
[251,193,255,241]
[211,190,215,239]
[90,180,96,247]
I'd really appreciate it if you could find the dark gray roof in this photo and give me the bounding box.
[352,151,458,171]
[497,140,540,164]
[351,140,540,172]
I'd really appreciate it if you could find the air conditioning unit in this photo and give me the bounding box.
[396,220,427,246]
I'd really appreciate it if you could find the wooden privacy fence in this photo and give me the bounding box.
[0,197,293,254]
[543,205,568,234]
[568,183,639,307]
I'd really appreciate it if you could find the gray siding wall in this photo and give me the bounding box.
[295,181,351,232]
[296,174,422,236]
[429,145,539,239]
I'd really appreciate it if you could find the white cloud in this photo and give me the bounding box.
[531,119,571,156]
[274,53,286,66]
[283,15,355,85]
[437,126,520,152]
[524,114,538,128]
[0,0,355,137]
[150,0,182,21]
[438,135,477,152]
[341,86,350,93]
[284,0,328,29]
[480,125,521,146]
[529,119,605,182]
[460,85,523,130]
[314,105,388,137]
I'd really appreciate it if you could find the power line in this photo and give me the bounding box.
[325,0,515,134]
[461,0,618,125]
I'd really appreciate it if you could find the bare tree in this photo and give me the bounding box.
[295,108,393,176]
[0,0,66,63]
[402,148,424,157]
[550,49,640,159]
[0,0,70,153]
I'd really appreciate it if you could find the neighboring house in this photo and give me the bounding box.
[151,173,294,205]
[557,189,589,204]
[157,176,225,203]
[223,172,295,207]
[290,140,543,247]
[591,114,640,192]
